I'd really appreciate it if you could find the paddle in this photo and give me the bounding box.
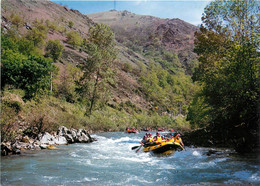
[131,145,140,150]
[135,144,143,153]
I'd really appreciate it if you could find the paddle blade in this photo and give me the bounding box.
[131,146,140,150]
[136,146,142,153]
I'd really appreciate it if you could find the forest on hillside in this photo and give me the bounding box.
[1,0,259,152]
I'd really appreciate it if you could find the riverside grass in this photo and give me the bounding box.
[1,89,190,142]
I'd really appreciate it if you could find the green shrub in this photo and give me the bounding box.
[68,21,74,28]
[122,63,133,73]
[1,49,54,99]
[66,31,83,48]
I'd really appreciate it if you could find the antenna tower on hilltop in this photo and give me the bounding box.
[114,0,116,10]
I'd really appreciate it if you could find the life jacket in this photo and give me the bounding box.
[156,136,162,142]
[169,138,175,142]
[148,137,153,143]
[174,136,181,144]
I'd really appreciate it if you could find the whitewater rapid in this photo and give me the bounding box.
[1,132,260,185]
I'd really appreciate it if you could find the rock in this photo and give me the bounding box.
[12,142,21,150]
[22,136,30,143]
[39,132,55,145]
[78,133,90,143]
[40,144,48,149]
[206,149,218,156]
[34,145,41,151]
[24,22,32,30]
[2,126,96,156]
[57,126,69,136]
[33,140,41,146]
[11,142,21,154]
[1,142,12,156]
[29,138,34,144]
[71,128,77,140]
[55,136,67,145]
[64,134,74,144]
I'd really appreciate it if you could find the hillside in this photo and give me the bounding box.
[1,0,198,144]
[88,10,199,74]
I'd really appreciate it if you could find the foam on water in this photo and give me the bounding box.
[192,150,201,156]
[249,173,260,182]
[1,132,260,185]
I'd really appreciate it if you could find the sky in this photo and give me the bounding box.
[52,0,212,26]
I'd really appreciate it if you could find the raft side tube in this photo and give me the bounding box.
[143,142,183,153]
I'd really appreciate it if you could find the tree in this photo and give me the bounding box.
[26,20,48,47]
[45,40,64,62]
[66,31,82,48]
[68,21,74,28]
[45,40,64,92]
[77,23,117,115]
[58,63,81,103]
[191,0,259,151]
[1,50,54,99]
[10,13,24,29]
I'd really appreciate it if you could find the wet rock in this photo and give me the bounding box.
[206,149,218,156]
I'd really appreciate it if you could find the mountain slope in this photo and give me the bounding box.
[88,10,199,74]
[1,0,198,126]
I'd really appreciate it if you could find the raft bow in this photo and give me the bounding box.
[142,141,183,154]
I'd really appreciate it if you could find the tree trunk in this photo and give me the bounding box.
[50,72,53,92]
[88,71,99,115]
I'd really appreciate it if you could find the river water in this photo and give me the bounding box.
[1,132,260,185]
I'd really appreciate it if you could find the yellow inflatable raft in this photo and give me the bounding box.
[142,141,184,154]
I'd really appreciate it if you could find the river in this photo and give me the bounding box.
[1,132,260,185]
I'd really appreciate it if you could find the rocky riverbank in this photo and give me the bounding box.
[182,124,259,153]
[1,126,96,156]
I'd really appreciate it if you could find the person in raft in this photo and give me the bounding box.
[147,133,153,143]
[168,135,175,142]
[153,132,166,143]
[141,133,148,144]
[174,134,184,147]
